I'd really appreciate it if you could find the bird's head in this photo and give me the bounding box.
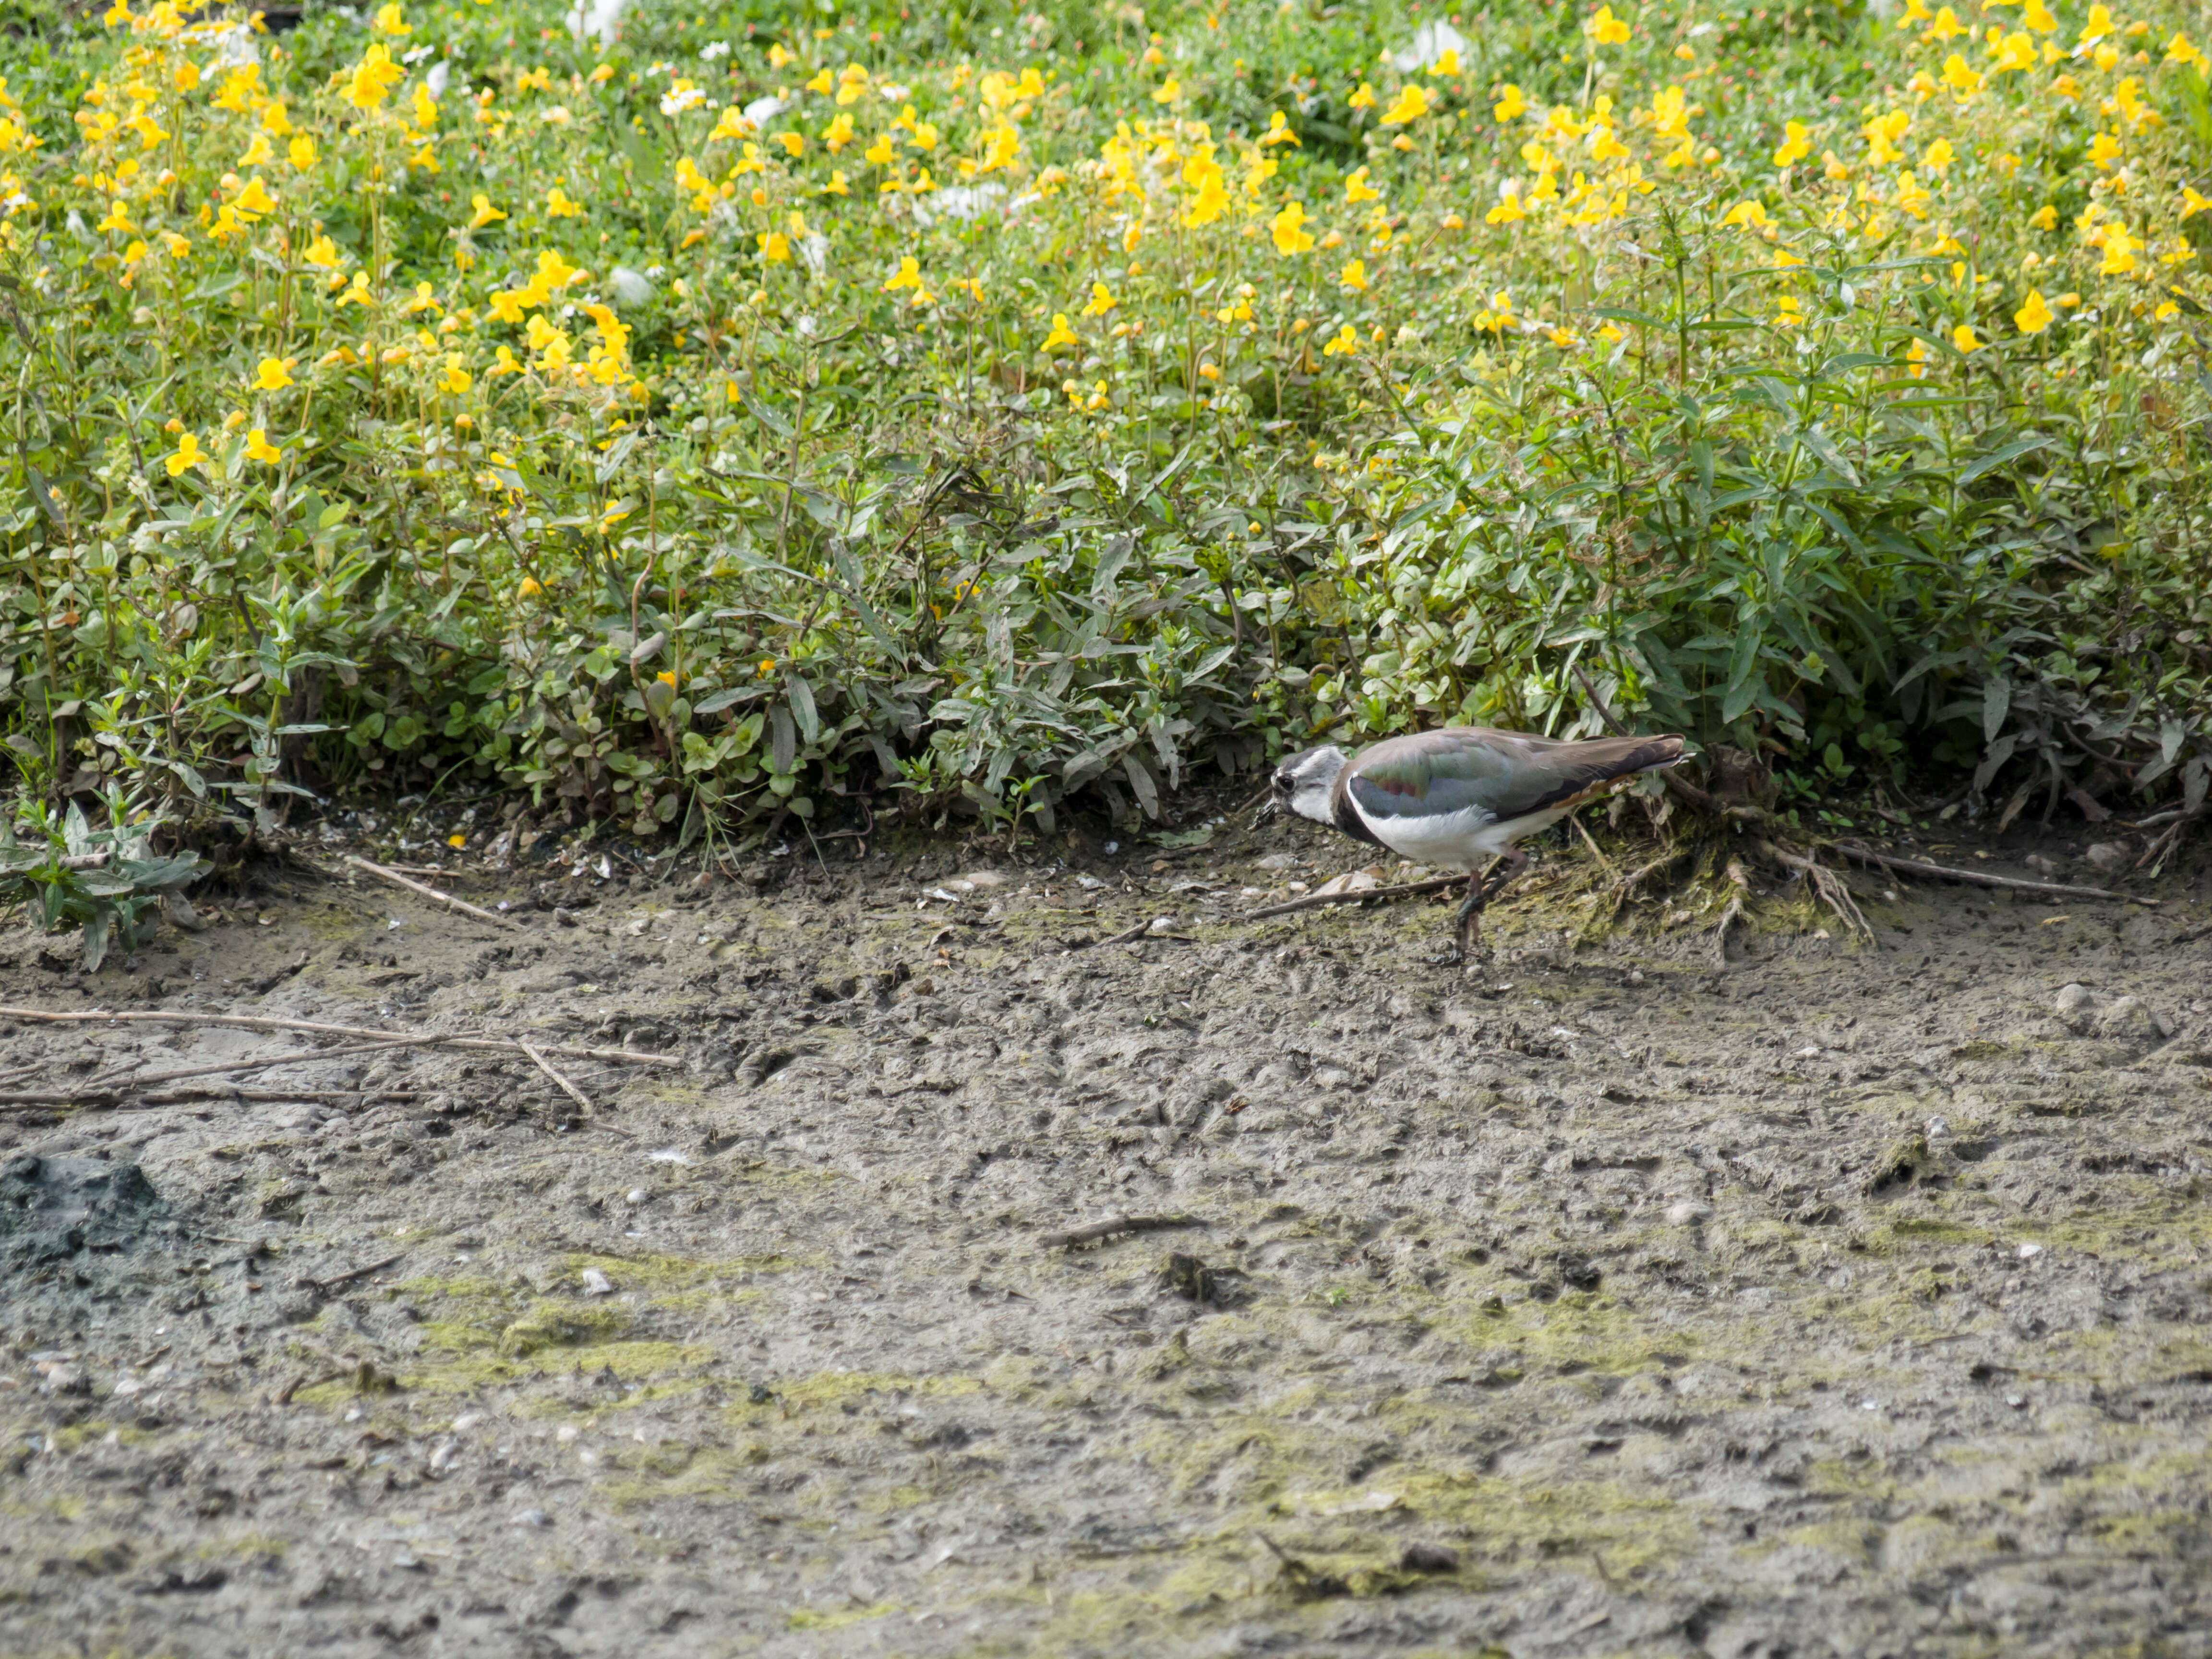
[1264,745,1348,826]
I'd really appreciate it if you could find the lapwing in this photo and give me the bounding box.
[1263,726,1685,959]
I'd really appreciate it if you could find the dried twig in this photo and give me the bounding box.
[519,1041,594,1116]
[1828,842,2146,903]
[1037,1213,1202,1250]
[81,1036,418,1096]
[342,854,520,932]
[0,1007,683,1068]
[0,1086,422,1114]
[299,1252,406,1297]
[1248,876,1464,919]
[1079,918,1166,947]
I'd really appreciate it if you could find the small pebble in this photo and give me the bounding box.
[2083,842,2128,874]
[1665,1202,1709,1227]
[625,1188,648,1205]
[512,1508,553,1528]
[580,1268,614,1295]
[1400,1542,1460,1574]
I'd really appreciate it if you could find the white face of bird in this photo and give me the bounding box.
[1269,745,1347,824]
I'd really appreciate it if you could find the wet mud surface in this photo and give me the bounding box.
[1,814,2210,1658]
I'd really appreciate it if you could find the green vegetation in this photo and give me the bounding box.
[0,0,2207,859]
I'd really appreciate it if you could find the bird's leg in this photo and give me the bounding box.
[1479,848,1529,903]
[1430,872,1486,965]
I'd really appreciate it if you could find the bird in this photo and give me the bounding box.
[1262,725,1685,960]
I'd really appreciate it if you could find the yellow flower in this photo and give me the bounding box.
[239,132,274,168]
[245,427,282,464]
[234,176,278,218]
[2015,289,2053,333]
[288,134,317,172]
[1152,77,1182,106]
[2023,0,2056,32]
[883,255,924,293]
[2166,31,2208,73]
[1773,121,1811,168]
[1588,5,1631,47]
[1040,313,1079,351]
[1775,295,1803,328]
[1338,258,1367,292]
[1486,194,1525,225]
[1940,53,1983,96]
[1260,110,1300,147]
[1921,138,1953,174]
[1432,48,1461,76]
[864,133,897,167]
[776,131,805,157]
[1380,84,1432,126]
[164,431,204,477]
[1492,83,1526,122]
[1270,200,1315,255]
[1906,337,1930,377]
[1344,166,1379,204]
[823,112,854,151]
[759,230,792,263]
[2098,225,2137,275]
[2155,300,2181,321]
[1598,321,1625,343]
[1951,324,1979,353]
[2183,187,2212,220]
[2029,203,2057,229]
[371,2,409,36]
[251,356,295,391]
[468,192,505,230]
[823,170,850,197]
[1079,281,1117,317]
[805,69,833,95]
[1320,323,1357,357]
[546,185,582,218]
[441,355,471,395]
[2078,1,2114,48]
[1721,199,1773,230]
[2088,132,2122,171]
[344,43,406,113]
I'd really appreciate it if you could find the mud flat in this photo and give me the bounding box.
[0,819,2207,1657]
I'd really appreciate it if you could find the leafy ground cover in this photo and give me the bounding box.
[0,0,2208,860]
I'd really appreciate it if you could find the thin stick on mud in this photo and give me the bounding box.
[0,1008,683,1068]
[342,854,521,932]
[0,1086,425,1114]
[519,1041,594,1116]
[300,1252,407,1296]
[1037,1214,1203,1250]
[80,1035,421,1096]
[1827,842,2146,903]
[1249,876,1464,920]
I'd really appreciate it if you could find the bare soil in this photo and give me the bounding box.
[2,809,2210,1659]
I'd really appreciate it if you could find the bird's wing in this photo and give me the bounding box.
[1345,727,1683,825]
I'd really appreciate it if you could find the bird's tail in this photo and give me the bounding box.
[1526,733,1685,812]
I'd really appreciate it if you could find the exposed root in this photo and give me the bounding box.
[1710,859,1750,965]
[1761,842,1874,944]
